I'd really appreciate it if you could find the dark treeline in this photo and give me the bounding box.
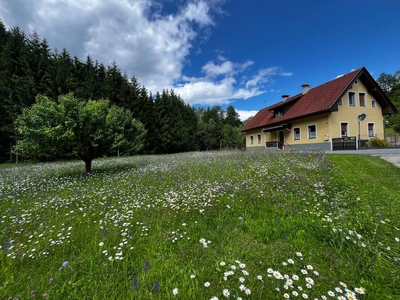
[377,70,400,133]
[0,21,244,163]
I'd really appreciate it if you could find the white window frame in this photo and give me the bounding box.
[293,127,301,140]
[275,110,283,117]
[371,100,376,107]
[368,123,375,137]
[250,135,254,144]
[257,134,261,144]
[348,92,356,106]
[307,124,317,139]
[340,122,348,137]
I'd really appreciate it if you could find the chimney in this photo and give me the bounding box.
[281,94,290,102]
[301,83,311,94]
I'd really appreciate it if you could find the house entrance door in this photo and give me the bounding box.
[278,131,284,149]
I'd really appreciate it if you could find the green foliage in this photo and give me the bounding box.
[154,90,198,153]
[0,22,247,161]
[196,105,244,150]
[224,105,242,127]
[377,72,399,95]
[222,124,245,149]
[13,95,65,160]
[14,94,146,172]
[378,70,400,133]
[368,137,389,147]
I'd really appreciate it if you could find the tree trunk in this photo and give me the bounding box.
[85,159,92,173]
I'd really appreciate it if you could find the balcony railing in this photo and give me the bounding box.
[265,141,282,149]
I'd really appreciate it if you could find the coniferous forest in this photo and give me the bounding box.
[0,20,245,163]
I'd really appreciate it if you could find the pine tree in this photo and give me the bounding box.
[0,20,10,161]
[225,105,242,127]
[47,48,76,99]
[104,61,125,104]
[0,26,30,162]
[24,30,52,99]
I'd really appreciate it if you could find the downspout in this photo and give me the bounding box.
[383,118,386,142]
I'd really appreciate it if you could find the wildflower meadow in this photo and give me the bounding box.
[0,151,399,299]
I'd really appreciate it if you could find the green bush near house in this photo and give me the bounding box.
[369,137,389,147]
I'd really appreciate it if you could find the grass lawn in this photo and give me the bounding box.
[0,151,399,299]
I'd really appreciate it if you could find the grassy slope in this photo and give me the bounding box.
[328,154,400,298]
[329,154,400,222]
[0,152,399,299]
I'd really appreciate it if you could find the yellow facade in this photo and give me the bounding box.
[245,79,386,150]
[329,80,384,140]
[245,129,267,148]
[289,114,330,145]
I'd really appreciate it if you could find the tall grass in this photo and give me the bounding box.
[0,151,398,299]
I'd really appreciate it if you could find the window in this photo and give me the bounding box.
[349,92,356,106]
[371,100,376,107]
[338,98,343,106]
[359,93,365,106]
[274,110,283,117]
[308,125,316,139]
[293,127,300,140]
[250,136,254,144]
[257,134,261,144]
[368,123,375,137]
[341,123,348,137]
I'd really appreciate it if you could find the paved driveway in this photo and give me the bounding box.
[326,148,400,168]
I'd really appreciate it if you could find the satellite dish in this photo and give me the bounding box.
[357,113,367,122]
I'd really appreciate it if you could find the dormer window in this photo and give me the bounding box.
[274,110,283,117]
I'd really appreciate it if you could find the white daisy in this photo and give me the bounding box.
[222,289,230,297]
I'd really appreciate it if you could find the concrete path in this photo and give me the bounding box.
[325,148,400,168]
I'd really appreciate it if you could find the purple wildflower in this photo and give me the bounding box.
[144,260,149,271]
[153,281,159,292]
[132,276,138,291]
[62,261,69,268]
[238,216,244,221]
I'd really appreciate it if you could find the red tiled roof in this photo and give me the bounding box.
[242,68,362,132]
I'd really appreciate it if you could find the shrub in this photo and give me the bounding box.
[369,137,389,147]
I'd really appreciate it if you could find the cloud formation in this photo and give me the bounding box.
[0,0,292,106]
[236,110,258,122]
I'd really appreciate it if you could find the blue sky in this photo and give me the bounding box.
[1,0,399,120]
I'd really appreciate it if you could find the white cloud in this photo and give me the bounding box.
[202,59,253,78]
[0,0,292,107]
[175,72,265,106]
[175,77,237,106]
[202,60,234,77]
[246,67,292,88]
[236,110,258,121]
[0,0,218,93]
[232,87,264,99]
[182,0,214,25]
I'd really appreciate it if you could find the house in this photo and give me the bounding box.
[241,67,398,151]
